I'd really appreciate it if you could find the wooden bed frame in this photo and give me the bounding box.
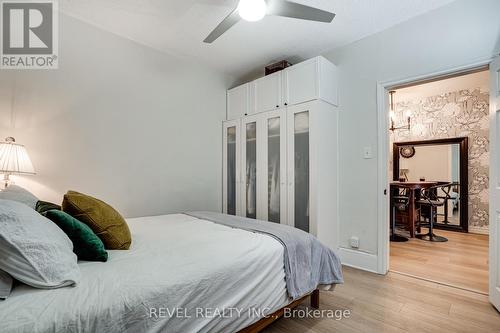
[238,289,319,333]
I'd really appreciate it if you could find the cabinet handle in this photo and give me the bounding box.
[244,113,248,116]
[284,103,288,106]
[276,105,279,108]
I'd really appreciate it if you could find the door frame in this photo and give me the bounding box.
[489,56,500,308]
[376,58,493,274]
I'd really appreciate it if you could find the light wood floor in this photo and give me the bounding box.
[263,267,500,333]
[390,228,489,294]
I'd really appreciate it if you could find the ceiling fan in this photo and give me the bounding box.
[203,0,335,43]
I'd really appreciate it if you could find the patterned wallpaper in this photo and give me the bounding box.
[390,88,489,233]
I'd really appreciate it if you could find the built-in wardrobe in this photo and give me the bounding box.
[222,56,339,249]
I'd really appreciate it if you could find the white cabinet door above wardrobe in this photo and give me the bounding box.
[283,56,338,107]
[253,71,282,113]
[226,56,338,120]
[227,83,251,120]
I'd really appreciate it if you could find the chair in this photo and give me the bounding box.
[440,181,460,225]
[416,183,452,242]
[390,186,410,242]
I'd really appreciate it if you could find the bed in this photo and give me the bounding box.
[0,213,341,333]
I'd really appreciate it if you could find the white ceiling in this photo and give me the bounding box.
[60,0,456,79]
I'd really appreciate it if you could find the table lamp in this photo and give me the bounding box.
[0,137,36,189]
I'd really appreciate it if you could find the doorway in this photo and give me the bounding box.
[382,67,490,294]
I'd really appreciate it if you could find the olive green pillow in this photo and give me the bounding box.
[62,191,131,250]
[43,210,108,262]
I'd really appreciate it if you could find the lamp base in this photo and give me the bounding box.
[3,173,10,189]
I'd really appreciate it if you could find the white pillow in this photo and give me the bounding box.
[0,185,38,209]
[0,199,80,289]
[0,269,12,300]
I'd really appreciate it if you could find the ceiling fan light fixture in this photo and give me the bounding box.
[203,0,335,43]
[238,0,267,22]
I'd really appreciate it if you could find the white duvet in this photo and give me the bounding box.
[0,214,290,333]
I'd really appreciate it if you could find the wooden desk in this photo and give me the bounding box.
[390,181,438,237]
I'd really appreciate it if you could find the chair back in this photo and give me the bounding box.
[421,183,454,206]
[391,186,410,210]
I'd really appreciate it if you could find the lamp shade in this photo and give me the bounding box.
[0,137,35,175]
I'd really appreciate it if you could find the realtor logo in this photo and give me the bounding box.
[1,0,58,69]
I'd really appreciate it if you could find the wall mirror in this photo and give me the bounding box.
[393,137,468,232]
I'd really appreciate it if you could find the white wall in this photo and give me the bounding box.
[323,0,500,265]
[0,14,230,218]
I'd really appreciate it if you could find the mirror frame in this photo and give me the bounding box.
[393,137,469,233]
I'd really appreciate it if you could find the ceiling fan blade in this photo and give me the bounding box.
[203,8,241,43]
[267,0,335,23]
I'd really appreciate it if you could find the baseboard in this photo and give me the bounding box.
[338,247,379,274]
[469,226,488,235]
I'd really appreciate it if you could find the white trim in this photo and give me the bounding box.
[376,83,390,274]
[338,247,379,273]
[489,56,500,309]
[376,57,493,275]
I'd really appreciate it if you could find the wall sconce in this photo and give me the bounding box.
[389,90,411,132]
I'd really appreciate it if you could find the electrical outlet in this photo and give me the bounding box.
[350,236,359,249]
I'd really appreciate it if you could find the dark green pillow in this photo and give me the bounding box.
[36,200,61,214]
[43,210,108,262]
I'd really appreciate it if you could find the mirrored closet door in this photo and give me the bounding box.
[287,106,310,233]
[222,120,241,216]
[223,98,338,249]
[241,115,261,219]
[260,110,287,224]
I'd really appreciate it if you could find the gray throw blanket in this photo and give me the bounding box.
[186,211,343,300]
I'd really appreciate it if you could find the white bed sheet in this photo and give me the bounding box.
[0,214,290,333]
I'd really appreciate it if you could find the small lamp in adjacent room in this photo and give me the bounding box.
[0,137,36,189]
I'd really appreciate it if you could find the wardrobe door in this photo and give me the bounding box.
[223,120,241,216]
[261,110,287,224]
[287,105,310,232]
[241,115,262,219]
